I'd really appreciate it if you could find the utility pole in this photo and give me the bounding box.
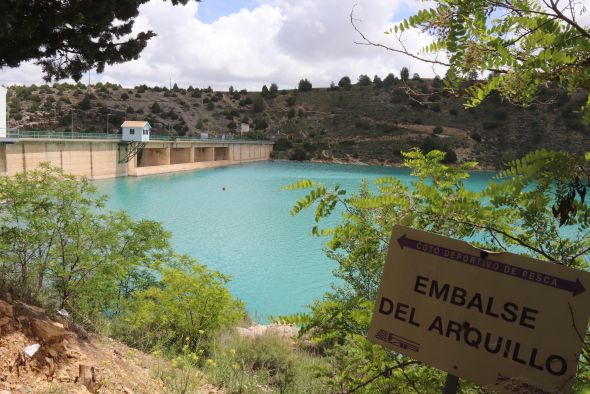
[169,78,172,136]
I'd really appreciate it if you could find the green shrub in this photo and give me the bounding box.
[151,102,161,113]
[469,132,482,142]
[239,96,253,106]
[357,74,372,86]
[274,138,293,151]
[338,76,352,90]
[29,102,40,112]
[243,131,267,140]
[290,148,308,161]
[120,92,129,100]
[151,351,202,394]
[420,136,457,163]
[205,333,328,394]
[303,142,316,152]
[0,165,171,321]
[383,73,397,87]
[377,122,401,134]
[254,117,268,130]
[409,99,423,109]
[298,79,312,92]
[355,118,370,130]
[432,125,443,134]
[373,75,383,88]
[162,110,178,120]
[76,94,93,110]
[252,96,265,113]
[116,256,245,353]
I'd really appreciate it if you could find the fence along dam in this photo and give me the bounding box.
[0,133,273,179]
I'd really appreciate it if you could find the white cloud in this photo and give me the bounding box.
[0,0,441,89]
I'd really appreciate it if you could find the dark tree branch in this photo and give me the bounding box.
[548,0,590,39]
[349,6,450,68]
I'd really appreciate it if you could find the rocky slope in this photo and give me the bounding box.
[0,293,217,393]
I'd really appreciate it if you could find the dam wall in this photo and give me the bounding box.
[0,138,273,179]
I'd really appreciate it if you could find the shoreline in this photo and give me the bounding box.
[273,158,499,173]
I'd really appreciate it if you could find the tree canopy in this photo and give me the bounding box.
[0,0,199,82]
[400,66,409,81]
[338,76,352,90]
[298,78,313,92]
[357,0,590,120]
[357,74,372,86]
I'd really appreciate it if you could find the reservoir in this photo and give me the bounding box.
[95,161,493,322]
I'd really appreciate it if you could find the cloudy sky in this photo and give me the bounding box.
[0,0,440,90]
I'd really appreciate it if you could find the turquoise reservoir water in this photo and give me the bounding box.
[94,161,493,322]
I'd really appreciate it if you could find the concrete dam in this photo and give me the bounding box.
[0,132,273,179]
[0,88,273,179]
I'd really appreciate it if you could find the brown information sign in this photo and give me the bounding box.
[368,225,590,393]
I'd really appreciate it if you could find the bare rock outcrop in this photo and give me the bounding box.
[236,323,299,339]
[31,319,65,344]
[0,300,14,317]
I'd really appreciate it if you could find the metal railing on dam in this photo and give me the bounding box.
[5,130,273,144]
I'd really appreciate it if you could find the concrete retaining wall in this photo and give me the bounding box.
[0,140,129,179]
[170,147,192,164]
[195,147,214,162]
[0,139,273,179]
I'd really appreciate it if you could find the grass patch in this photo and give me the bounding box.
[151,350,204,394]
[205,332,328,393]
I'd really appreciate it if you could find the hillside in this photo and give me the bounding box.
[6,78,590,169]
[0,294,221,394]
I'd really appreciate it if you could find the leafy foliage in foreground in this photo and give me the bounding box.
[386,1,590,120]
[0,0,201,81]
[0,164,244,357]
[281,149,590,392]
[116,256,245,353]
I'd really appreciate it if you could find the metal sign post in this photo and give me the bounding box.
[368,225,590,393]
[443,374,459,394]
